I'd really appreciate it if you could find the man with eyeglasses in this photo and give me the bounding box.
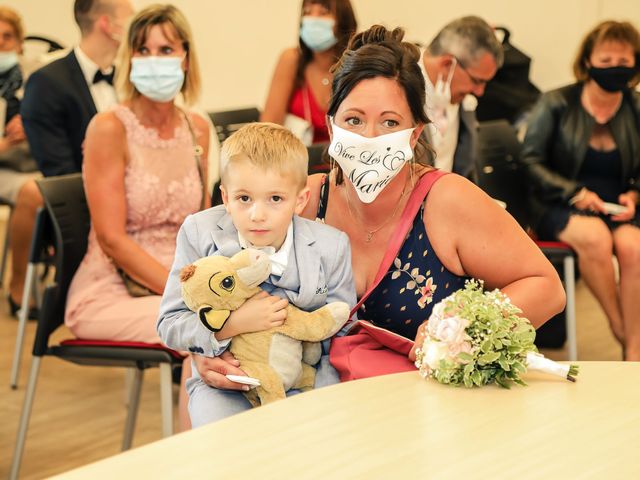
[419,16,504,181]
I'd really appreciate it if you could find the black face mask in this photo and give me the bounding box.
[588,65,637,92]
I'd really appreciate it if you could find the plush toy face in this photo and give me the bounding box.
[180,249,271,332]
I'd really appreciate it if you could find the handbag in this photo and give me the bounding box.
[117,109,206,297]
[329,169,448,381]
[283,85,313,146]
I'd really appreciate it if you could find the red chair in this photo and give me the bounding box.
[9,174,184,480]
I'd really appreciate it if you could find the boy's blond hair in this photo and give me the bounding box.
[220,122,309,189]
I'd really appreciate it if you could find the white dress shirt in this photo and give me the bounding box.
[74,46,118,113]
[238,222,294,277]
[419,48,460,173]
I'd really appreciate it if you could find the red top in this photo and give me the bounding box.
[288,84,330,144]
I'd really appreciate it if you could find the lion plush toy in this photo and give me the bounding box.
[180,249,350,407]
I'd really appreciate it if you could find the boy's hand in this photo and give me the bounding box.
[216,291,288,339]
[193,351,250,391]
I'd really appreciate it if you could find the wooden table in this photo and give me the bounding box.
[53,362,640,479]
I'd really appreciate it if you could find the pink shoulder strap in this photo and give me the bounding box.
[350,169,448,317]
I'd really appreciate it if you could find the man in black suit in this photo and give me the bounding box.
[21,0,133,177]
[419,16,503,183]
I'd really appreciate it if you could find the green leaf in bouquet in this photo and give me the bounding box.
[513,377,528,387]
[471,370,482,386]
[478,351,500,365]
[495,373,511,389]
[511,360,526,374]
[498,359,511,371]
[463,362,475,375]
[458,352,474,363]
[493,339,503,349]
[480,339,493,353]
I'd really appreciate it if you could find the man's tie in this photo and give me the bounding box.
[93,69,114,85]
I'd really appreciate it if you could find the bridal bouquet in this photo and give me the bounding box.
[414,280,578,388]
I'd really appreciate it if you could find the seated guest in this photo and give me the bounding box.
[158,122,356,426]
[192,25,565,394]
[65,3,210,343]
[520,20,640,360]
[419,16,503,181]
[0,6,41,318]
[21,0,133,177]
[260,0,357,144]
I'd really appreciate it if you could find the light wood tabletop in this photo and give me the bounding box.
[52,362,640,479]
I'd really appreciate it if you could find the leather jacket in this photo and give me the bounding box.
[520,83,640,229]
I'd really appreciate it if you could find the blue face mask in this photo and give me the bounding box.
[300,16,337,52]
[129,56,185,102]
[0,51,18,74]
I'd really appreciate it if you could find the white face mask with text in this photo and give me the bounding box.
[328,121,415,203]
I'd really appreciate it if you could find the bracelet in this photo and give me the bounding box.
[569,187,587,206]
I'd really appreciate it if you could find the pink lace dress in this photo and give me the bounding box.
[65,104,203,343]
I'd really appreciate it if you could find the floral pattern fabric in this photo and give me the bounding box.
[360,205,468,340]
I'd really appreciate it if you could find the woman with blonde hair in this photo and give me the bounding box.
[521,20,640,360]
[65,4,210,344]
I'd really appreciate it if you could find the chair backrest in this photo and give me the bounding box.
[32,174,90,356]
[476,120,530,228]
[307,143,330,174]
[208,107,260,145]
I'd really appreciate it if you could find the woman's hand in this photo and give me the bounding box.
[214,291,288,340]
[611,191,638,222]
[573,188,606,214]
[192,351,250,391]
[409,320,428,362]
[5,115,25,143]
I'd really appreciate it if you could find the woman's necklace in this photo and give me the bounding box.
[344,181,410,243]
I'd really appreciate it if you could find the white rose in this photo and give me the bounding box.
[433,315,469,344]
[448,341,473,362]
[423,340,450,370]
[427,302,446,337]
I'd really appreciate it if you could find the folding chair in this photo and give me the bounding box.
[9,207,51,388]
[307,143,330,174]
[209,107,261,206]
[476,120,578,361]
[9,174,184,480]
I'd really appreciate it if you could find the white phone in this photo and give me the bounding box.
[225,374,261,387]
[602,202,627,215]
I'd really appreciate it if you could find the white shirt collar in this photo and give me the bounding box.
[74,45,114,86]
[238,222,294,277]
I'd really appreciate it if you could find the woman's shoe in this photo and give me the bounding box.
[7,295,39,321]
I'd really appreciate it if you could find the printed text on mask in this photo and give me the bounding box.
[332,142,407,193]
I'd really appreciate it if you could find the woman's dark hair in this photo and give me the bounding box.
[573,20,640,87]
[295,0,357,85]
[327,25,433,183]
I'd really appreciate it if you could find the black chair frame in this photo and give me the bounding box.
[9,174,183,480]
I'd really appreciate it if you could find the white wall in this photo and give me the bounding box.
[7,0,640,113]
[5,0,639,181]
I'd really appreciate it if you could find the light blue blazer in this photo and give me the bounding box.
[157,206,356,357]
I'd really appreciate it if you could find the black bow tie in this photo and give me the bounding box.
[93,69,114,85]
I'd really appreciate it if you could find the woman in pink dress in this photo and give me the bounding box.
[65,5,210,344]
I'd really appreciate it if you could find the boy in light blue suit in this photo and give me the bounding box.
[158,122,356,426]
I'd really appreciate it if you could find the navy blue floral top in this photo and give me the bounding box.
[317,175,469,340]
